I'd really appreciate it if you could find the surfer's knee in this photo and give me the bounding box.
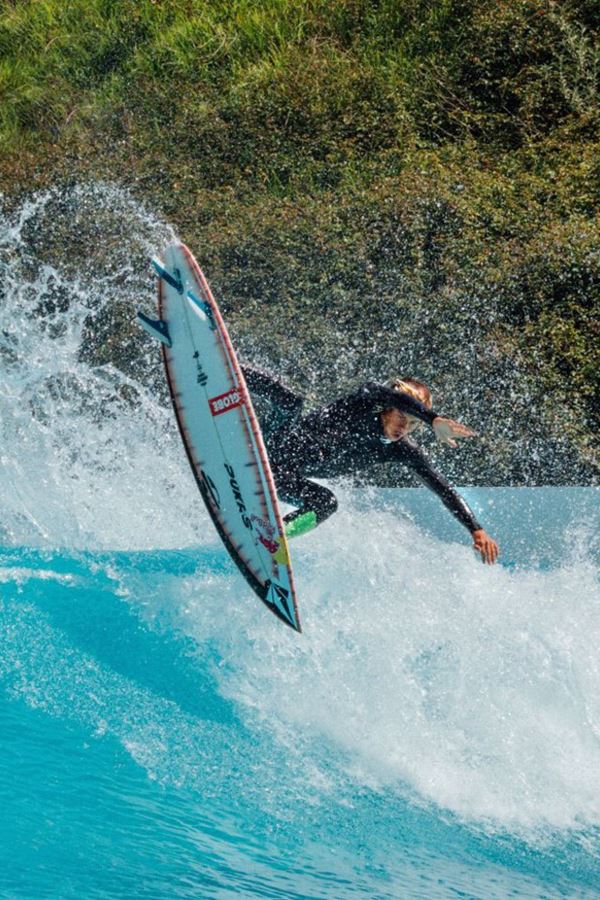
[318,490,338,522]
[310,486,337,524]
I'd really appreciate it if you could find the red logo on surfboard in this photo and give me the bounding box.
[258,532,279,554]
[209,387,244,416]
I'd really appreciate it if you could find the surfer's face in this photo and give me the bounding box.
[381,408,421,441]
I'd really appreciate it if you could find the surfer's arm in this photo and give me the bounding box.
[362,383,476,446]
[394,439,481,533]
[360,382,438,426]
[393,439,499,563]
[241,366,303,418]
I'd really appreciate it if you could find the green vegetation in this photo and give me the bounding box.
[1,0,598,482]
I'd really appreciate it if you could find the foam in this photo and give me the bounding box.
[190,496,600,835]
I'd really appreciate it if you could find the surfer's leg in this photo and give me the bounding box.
[275,471,338,538]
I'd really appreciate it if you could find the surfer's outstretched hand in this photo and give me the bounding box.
[432,416,476,448]
[472,529,499,565]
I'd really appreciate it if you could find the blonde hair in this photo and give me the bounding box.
[386,377,432,409]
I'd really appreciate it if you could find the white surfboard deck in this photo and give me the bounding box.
[144,241,300,632]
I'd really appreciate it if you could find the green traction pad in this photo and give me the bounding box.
[284,511,317,539]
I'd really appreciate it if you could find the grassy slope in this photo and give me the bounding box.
[0,0,598,482]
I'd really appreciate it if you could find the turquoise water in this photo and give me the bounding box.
[1,186,600,897]
[1,487,599,898]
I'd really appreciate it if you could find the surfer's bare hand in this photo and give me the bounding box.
[432,417,476,448]
[472,529,499,565]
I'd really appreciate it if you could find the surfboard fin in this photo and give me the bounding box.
[151,257,183,294]
[136,311,172,347]
[264,579,297,630]
[187,290,217,331]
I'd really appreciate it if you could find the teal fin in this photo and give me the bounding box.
[137,311,172,347]
[284,511,317,539]
[187,290,217,330]
[151,257,183,294]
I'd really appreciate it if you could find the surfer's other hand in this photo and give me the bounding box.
[472,529,499,565]
[432,416,477,448]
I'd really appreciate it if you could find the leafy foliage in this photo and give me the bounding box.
[0,0,597,481]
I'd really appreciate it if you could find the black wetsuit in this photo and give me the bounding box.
[243,367,481,534]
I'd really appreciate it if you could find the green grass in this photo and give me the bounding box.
[0,0,598,479]
[2,0,596,154]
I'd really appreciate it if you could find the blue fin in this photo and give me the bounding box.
[151,257,183,294]
[187,290,217,331]
[137,311,172,347]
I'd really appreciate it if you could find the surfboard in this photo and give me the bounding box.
[138,242,301,632]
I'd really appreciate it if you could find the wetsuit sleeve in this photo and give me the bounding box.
[360,382,438,426]
[392,438,482,534]
[241,366,303,419]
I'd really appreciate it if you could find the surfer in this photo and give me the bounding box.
[243,367,499,565]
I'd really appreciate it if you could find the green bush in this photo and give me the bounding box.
[0,0,597,479]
